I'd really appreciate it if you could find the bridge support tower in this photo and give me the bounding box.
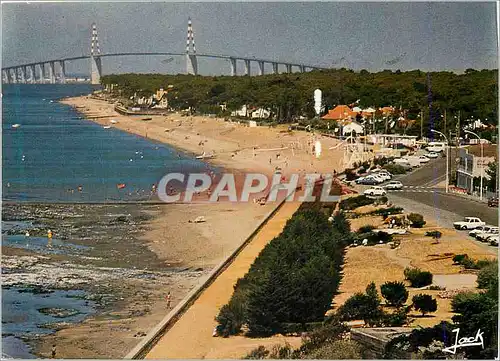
[258,61,264,76]
[272,62,278,74]
[244,59,251,76]
[185,18,198,75]
[59,61,66,83]
[230,58,237,76]
[286,64,292,73]
[90,23,103,84]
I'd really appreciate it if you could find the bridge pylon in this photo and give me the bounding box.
[90,23,103,84]
[186,18,198,75]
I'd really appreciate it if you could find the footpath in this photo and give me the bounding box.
[143,201,301,359]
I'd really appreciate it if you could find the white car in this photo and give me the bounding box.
[418,155,430,163]
[453,217,486,230]
[477,227,499,242]
[469,225,492,238]
[384,181,404,190]
[369,171,391,181]
[425,152,439,159]
[488,235,499,246]
[364,186,387,197]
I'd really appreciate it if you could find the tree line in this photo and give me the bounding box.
[102,68,497,138]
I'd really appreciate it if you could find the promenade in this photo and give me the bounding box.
[145,201,302,359]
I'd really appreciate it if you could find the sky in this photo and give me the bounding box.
[2,2,498,76]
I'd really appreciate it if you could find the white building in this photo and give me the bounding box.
[231,105,248,117]
[342,121,364,136]
[456,144,497,194]
[251,108,271,119]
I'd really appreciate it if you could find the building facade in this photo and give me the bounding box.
[456,144,497,194]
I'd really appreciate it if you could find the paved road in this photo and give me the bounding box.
[387,150,498,226]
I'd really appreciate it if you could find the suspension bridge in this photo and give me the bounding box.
[2,19,331,85]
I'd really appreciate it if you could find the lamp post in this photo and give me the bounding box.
[431,129,449,193]
[465,130,484,200]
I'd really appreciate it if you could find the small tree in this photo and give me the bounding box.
[404,268,433,288]
[408,213,426,228]
[412,294,437,316]
[381,281,409,307]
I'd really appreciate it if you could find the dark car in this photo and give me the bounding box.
[488,196,498,207]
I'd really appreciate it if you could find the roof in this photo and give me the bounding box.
[466,144,498,158]
[321,105,358,120]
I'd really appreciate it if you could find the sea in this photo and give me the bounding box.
[2,84,216,203]
[1,84,218,358]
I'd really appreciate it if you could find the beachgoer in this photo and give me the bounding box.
[51,344,56,359]
[25,231,30,237]
[166,292,172,309]
[78,185,83,192]
[47,230,53,239]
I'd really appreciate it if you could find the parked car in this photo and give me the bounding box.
[370,171,392,181]
[488,235,499,246]
[418,155,430,163]
[385,181,404,190]
[453,217,485,230]
[364,186,387,197]
[477,227,499,242]
[469,225,493,238]
[425,152,439,159]
[487,196,498,207]
[426,142,446,153]
[402,156,422,168]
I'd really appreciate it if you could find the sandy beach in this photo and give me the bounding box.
[60,96,344,180]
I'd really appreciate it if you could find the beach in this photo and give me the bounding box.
[8,94,344,358]
[60,96,344,179]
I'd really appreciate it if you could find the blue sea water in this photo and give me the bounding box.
[2,84,217,202]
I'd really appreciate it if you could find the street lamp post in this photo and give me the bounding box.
[465,130,484,200]
[431,129,449,193]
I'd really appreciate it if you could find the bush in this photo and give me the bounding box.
[215,292,247,336]
[383,164,406,174]
[404,267,433,288]
[369,206,404,219]
[381,281,409,307]
[452,254,468,264]
[425,230,442,238]
[354,231,393,246]
[408,213,426,228]
[357,224,376,234]
[477,260,498,291]
[340,195,374,210]
[245,346,269,359]
[345,169,357,181]
[337,282,383,326]
[412,294,437,316]
[306,340,363,359]
[298,316,348,355]
[382,306,411,327]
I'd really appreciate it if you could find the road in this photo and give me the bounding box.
[388,151,498,226]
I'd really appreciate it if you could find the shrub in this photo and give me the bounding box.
[408,213,426,228]
[452,254,468,264]
[381,281,409,307]
[382,306,411,327]
[337,282,383,326]
[354,231,393,246]
[404,267,433,288]
[357,224,376,234]
[215,292,247,336]
[477,260,498,291]
[340,195,374,210]
[345,169,357,181]
[412,294,437,316]
[369,206,404,219]
[425,230,442,238]
[376,195,388,205]
[245,346,269,359]
[383,164,406,174]
[306,340,363,359]
[298,316,348,355]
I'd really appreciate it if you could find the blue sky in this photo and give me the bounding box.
[2,2,498,75]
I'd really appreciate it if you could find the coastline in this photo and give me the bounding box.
[17,94,345,358]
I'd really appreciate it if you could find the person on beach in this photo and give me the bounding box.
[166,292,172,309]
[51,344,56,359]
